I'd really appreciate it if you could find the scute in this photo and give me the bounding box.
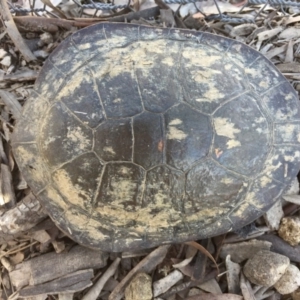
[165,103,212,172]
[39,102,93,169]
[185,159,248,220]
[58,67,105,128]
[133,112,164,169]
[94,118,133,162]
[96,162,145,211]
[212,93,269,176]
[12,23,300,252]
[180,43,246,114]
[262,81,300,121]
[52,152,103,212]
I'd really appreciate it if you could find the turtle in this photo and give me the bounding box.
[12,23,300,252]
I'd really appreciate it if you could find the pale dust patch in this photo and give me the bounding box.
[245,67,260,77]
[255,117,266,123]
[203,85,224,101]
[15,146,49,184]
[57,72,85,99]
[193,69,222,83]
[225,64,232,70]
[186,207,229,223]
[284,151,300,162]
[92,40,172,80]
[66,126,90,151]
[259,80,269,89]
[107,178,138,208]
[264,155,282,177]
[169,119,182,125]
[226,139,241,149]
[162,57,174,67]
[167,126,187,140]
[45,186,69,211]
[85,217,111,240]
[53,169,91,210]
[214,117,241,139]
[182,48,222,68]
[103,146,116,155]
[64,209,90,232]
[260,175,272,188]
[43,136,57,148]
[233,200,250,218]
[221,177,235,184]
[285,92,295,101]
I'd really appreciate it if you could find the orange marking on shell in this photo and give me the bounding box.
[215,148,223,158]
[158,139,164,152]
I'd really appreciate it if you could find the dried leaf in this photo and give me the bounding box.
[198,279,222,294]
[186,294,243,300]
[279,27,300,40]
[276,63,300,72]
[172,256,194,268]
[285,40,294,63]
[257,27,282,41]
[283,194,300,205]
[185,241,219,274]
[240,272,256,300]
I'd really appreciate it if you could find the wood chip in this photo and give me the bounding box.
[30,230,51,244]
[160,9,176,27]
[264,200,284,231]
[0,90,22,120]
[153,270,184,297]
[225,255,241,294]
[18,269,94,298]
[257,27,282,41]
[276,63,300,72]
[10,246,108,289]
[285,40,294,63]
[240,272,256,300]
[220,239,272,263]
[82,258,121,300]
[186,294,243,300]
[265,44,287,59]
[108,245,170,300]
[0,163,16,207]
[230,24,257,37]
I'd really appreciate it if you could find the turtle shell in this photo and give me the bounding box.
[12,23,300,252]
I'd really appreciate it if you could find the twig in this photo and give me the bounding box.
[82,258,121,300]
[109,245,170,300]
[0,0,36,62]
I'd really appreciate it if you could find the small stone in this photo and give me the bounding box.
[274,264,300,295]
[0,49,7,59]
[278,216,300,246]
[220,239,272,263]
[243,250,290,287]
[125,273,152,300]
[40,32,53,45]
[34,50,49,59]
[0,56,11,67]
